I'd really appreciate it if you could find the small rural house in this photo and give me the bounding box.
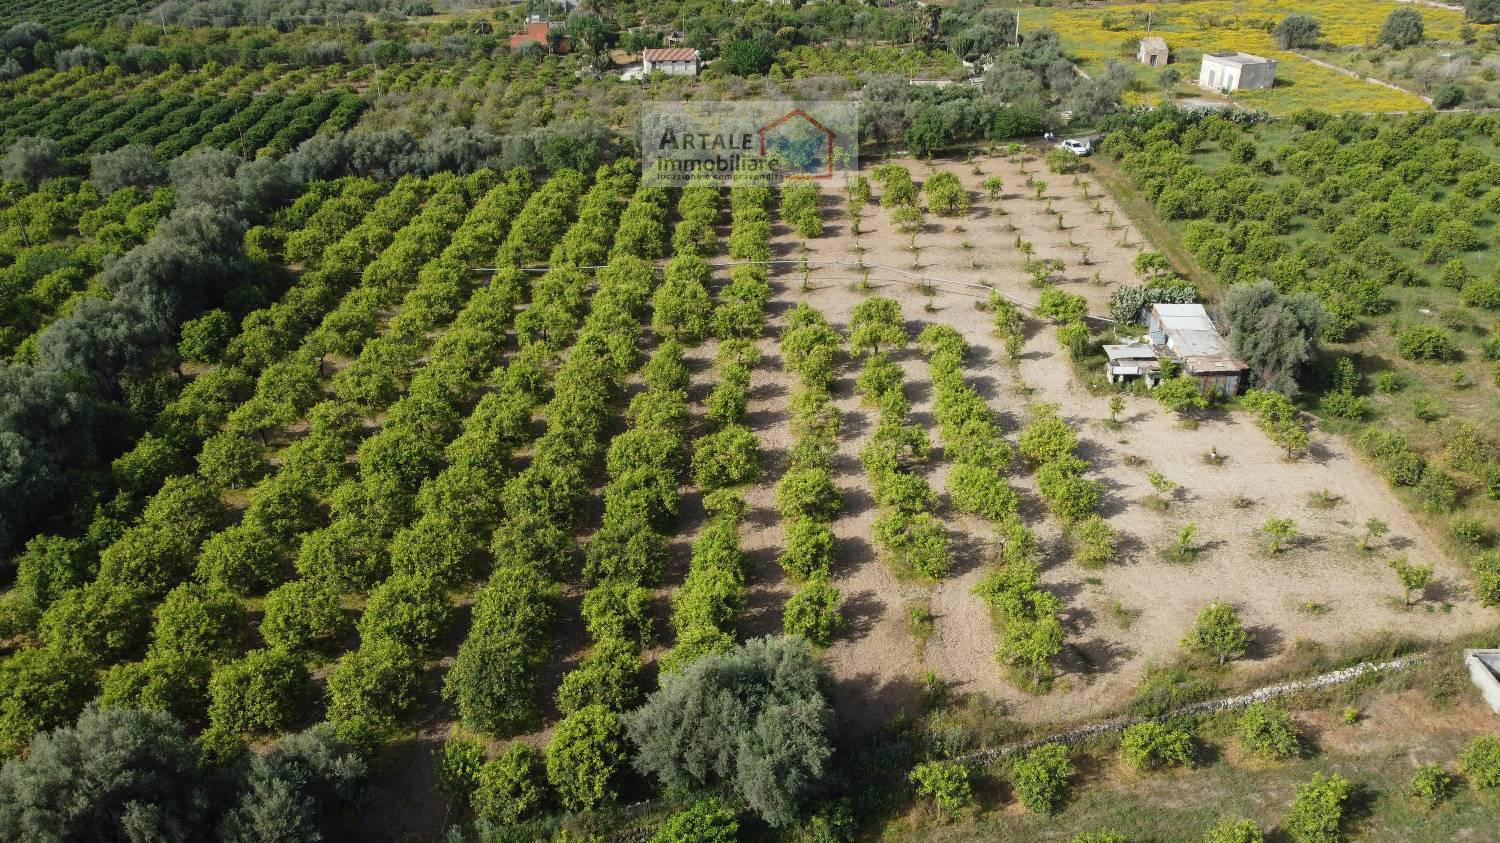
[1145,303,1249,395]
[1198,51,1276,91]
[510,17,568,53]
[1104,343,1162,387]
[1138,36,1168,67]
[642,47,701,76]
[1106,304,1248,395]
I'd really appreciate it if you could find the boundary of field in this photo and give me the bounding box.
[472,259,1120,325]
[587,654,1426,841]
[954,653,1425,767]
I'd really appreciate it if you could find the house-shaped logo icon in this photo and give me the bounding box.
[758,108,837,180]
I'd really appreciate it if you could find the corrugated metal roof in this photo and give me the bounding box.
[1104,344,1158,362]
[643,48,699,62]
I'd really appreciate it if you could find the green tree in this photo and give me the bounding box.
[546,704,625,811]
[1283,773,1352,843]
[0,647,97,757]
[692,425,761,490]
[1225,282,1326,396]
[325,639,421,743]
[1389,555,1434,606]
[719,39,774,75]
[473,743,546,825]
[1468,0,1500,24]
[1273,13,1322,48]
[1072,515,1117,569]
[150,582,245,661]
[1378,8,1425,48]
[625,636,833,827]
[206,647,312,738]
[783,575,841,645]
[1155,374,1207,417]
[1183,600,1250,666]
[849,297,908,356]
[1260,517,1298,554]
[1011,742,1074,814]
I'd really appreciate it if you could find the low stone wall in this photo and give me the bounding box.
[959,655,1425,766]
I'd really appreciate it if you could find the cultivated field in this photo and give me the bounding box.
[1026,0,1486,114]
[751,150,1492,727]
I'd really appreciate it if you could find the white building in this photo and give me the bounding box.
[1198,51,1276,91]
[642,47,701,77]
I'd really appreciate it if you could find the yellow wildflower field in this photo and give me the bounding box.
[1025,0,1488,114]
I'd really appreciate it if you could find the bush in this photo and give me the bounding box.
[1119,721,1194,771]
[783,576,841,645]
[1408,763,1453,807]
[1072,515,1117,568]
[910,760,971,816]
[649,798,738,843]
[1282,772,1352,843]
[1396,326,1457,362]
[1236,703,1301,759]
[1460,735,1500,789]
[1011,742,1074,814]
[1204,819,1264,843]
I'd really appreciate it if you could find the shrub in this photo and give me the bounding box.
[435,737,484,808]
[1460,735,1500,789]
[1011,742,1074,814]
[649,799,738,843]
[1204,819,1264,843]
[1282,772,1352,843]
[1072,515,1117,568]
[1237,703,1301,759]
[1119,721,1194,771]
[1396,326,1458,362]
[1408,763,1453,808]
[784,576,841,645]
[779,519,836,580]
[910,760,971,816]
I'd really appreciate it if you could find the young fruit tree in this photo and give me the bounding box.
[1183,600,1250,665]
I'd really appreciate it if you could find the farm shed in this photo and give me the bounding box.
[1104,343,1162,386]
[1466,649,1500,715]
[1138,36,1169,67]
[642,48,701,76]
[1199,51,1276,91]
[1145,303,1249,396]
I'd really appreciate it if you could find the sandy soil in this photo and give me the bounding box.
[764,150,1492,730]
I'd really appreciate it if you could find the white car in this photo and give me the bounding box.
[1058,138,1092,156]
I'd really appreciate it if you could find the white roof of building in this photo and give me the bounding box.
[1141,36,1167,51]
[1150,304,1247,372]
[1203,51,1273,66]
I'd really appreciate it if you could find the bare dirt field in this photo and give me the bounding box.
[760,150,1494,730]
